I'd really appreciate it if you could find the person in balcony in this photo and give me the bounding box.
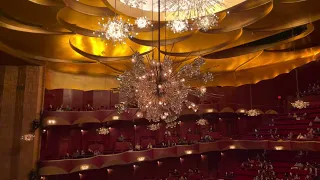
[307,128,314,139]
[118,134,125,142]
[164,130,171,136]
[81,150,85,157]
[187,128,192,134]
[293,113,297,118]
[48,104,54,111]
[64,153,70,159]
[57,104,64,111]
[66,105,71,111]
[287,132,293,140]
[147,143,153,149]
[315,116,320,122]
[309,122,313,126]
[73,150,80,158]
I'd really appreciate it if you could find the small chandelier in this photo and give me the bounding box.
[148,123,161,131]
[95,16,134,44]
[246,109,260,117]
[196,118,208,126]
[116,52,213,128]
[96,127,109,135]
[135,16,151,29]
[21,134,35,141]
[167,20,189,33]
[193,15,219,31]
[291,100,309,109]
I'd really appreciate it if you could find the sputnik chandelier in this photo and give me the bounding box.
[135,16,152,29]
[147,123,161,131]
[96,127,110,135]
[246,109,260,117]
[115,52,213,128]
[94,16,134,44]
[119,0,223,33]
[21,134,35,141]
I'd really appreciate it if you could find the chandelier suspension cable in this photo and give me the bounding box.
[295,69,300,98]
[158,0,161,63]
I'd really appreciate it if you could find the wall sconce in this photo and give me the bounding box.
[274,146,284,150]
[137,156,145,162]
[81,129,84,133]
[229,145,236,149]
[80,165,89,170]
[112,116,120,120]
[221,152,224,156]
[185,150,193,155]
[42,129,46,133]
[207,109,214,113]
[48,120,56,125]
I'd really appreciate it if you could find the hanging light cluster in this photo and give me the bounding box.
[21,134,35,141]
[246,109,260,117]
[147,123,161,131]
[135,16,152,29]
[115,52,213,128]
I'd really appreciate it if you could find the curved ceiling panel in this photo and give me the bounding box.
[203,1,273,33]
[246,0,320,31]
[231,0,272,12]
[28,0,64,6]
[204,23,314,59]
[69,34,153,60]
[159,29,243,57]
[63,0,114,16]
[0,28,94,62]
[0,0,62,28]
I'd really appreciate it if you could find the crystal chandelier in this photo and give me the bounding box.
[147,123,161,131]
[291,100,310,109]
[116,52,213,128]
[196,118,208,126]
[246,109,260,117]
[95,16,134,44]
[167,20,189,33]
[193,14,219,31]
[135,16,151,29]
[96,127,109,135]
[21,134,35,141]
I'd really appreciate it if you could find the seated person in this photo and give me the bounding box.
[81,150,85,156]
[315,116,320,122]
[209,126,214,132]
[57,104,64,111]
[187,128,192,134]
[309,122,313,126]
[135,143,141,151]
[147,143,153,149]
[287,132,293,140]
[292,162,304,169]
[307,128,314,139]
[164,130,171,136]
[73,150,80,158]
[129,142,133,150]
[88,148,94,155]
[297,133,303,140]
[64,153,70,159]
[293,113,298,118]
[161,141,166,147]
[204,134,212,141]
[48,104,54,111]
[118,134,125,142]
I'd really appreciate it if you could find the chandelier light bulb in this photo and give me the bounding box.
[194,15,219,31]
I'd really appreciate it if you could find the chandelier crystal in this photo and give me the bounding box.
[193,14,219,31]
[95,16,134,44]
[21,134,35,141]
[116,52,213,128]
[96,127,109,135]
[135,16,151,29]
[148,123,161,131]
[196,118,208,126]
[167,20,189,33]
[291,100,310,109]
[246,109,260,117]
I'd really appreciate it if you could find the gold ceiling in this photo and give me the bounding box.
[1,0,320,90]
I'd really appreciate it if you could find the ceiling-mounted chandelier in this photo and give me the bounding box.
[135,16,152,29]
[94,16,134,44]
[193,14,219,31]
[291,100,309,109]
[167,19,189,33]
[120,0,146,8]
[115,52,213,128]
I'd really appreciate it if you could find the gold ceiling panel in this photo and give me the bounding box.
[231,0,272,12]
[69,34,153,59]
[205,23,314,59]
[159,29,242,56]
[27,0,64,6]
[246,0,320,31]
[0,0,62,28]
[63,0,114,16]
[75,0,107,7]
[0,28,94,62]
[205,1,273,33]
